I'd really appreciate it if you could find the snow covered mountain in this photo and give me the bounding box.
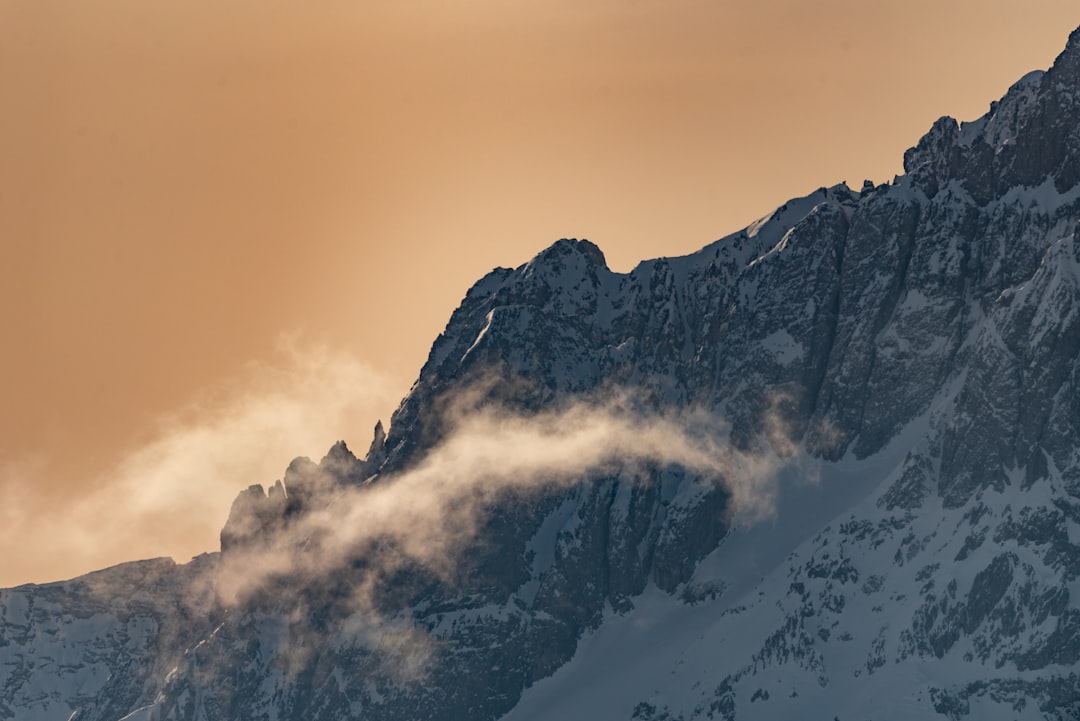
[6,26,1080,721]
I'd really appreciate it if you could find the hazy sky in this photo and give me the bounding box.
[2,1,1078,587]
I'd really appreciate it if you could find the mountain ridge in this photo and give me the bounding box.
[5,25,1080,721]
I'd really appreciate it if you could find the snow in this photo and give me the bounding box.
[461,309,496,362]
[118,705,159,721]
[958,69,1044,150]
[499,343,1080,719]
[501,416,933,721]
[1,591,29,626]
[759,329,803,365]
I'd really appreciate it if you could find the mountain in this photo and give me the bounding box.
[6,26,1080,721]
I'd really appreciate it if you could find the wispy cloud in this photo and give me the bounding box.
[215,387,813,604]
[4,347,818,695]
[0,341,398,587]
[196,385,816,684]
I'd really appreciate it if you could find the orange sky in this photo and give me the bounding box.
[2,1,1078,587]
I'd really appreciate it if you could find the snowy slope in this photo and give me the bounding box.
[0,556,216,721]
[505,419,1080,720]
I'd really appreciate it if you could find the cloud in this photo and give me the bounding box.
[4,351,816,692]
[193,384,818,685]
[0,340,398,588]
[215,388,813,606]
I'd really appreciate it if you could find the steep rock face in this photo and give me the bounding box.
[906,27,1080,200]
[6,26,1080,721]
[0,557,216,721]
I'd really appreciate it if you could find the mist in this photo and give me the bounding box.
[214,387,817,606]
[0,343,397,588]
[193,384,818,682]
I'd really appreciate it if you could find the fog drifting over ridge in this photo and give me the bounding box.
[1,335,813,591]
[201,382,822,682]
[0,343,398,587]
[214,380,823,606]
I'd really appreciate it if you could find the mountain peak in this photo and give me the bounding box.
[529,237,608,270]
[902,115,960,178]
[1055,24,1080,74]
[900,25,1080,201]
